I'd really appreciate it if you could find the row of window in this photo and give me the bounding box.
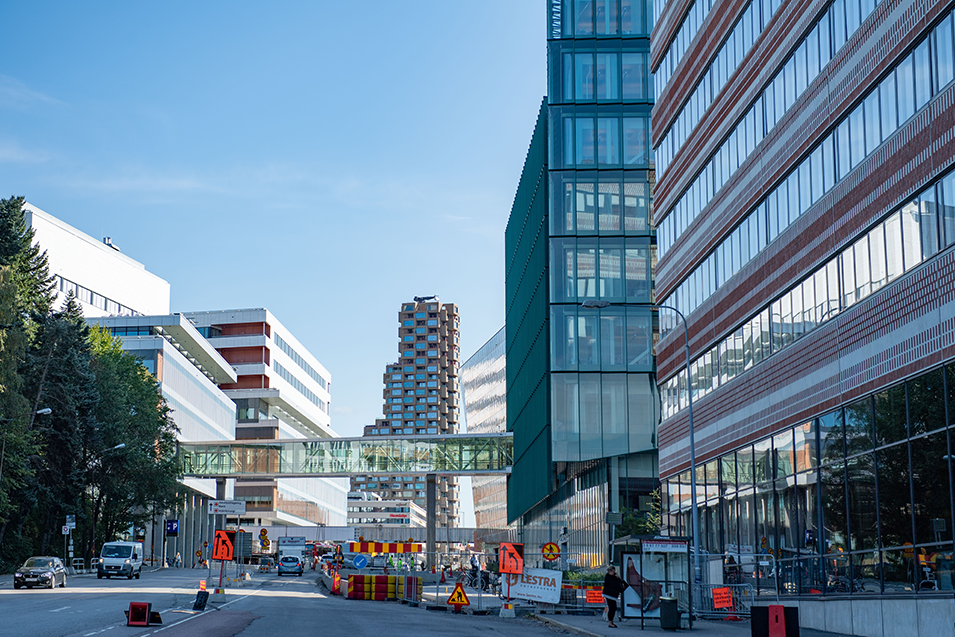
[57,276,137,316]
[551,305,655,372]
[652,0,717,99]
[660,9,955,335]
[552,0,652,39]
[553,47,651,103]
[661,171,955,419]
[656,0,785,176]
[664,364,955,595]
[553,109,651,168]
[551,371,658,462]
[273,333,328,390]
[273,361,328,413]
[658,0,886,260]
[550,236,654,305]
[550,172,653,236]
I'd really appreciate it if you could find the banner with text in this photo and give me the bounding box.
[502,568,563,604]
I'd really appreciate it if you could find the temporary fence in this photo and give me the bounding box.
[697,583,756,619]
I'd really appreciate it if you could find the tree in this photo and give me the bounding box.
[86,325,181,554]
[0,196,55,320]
[615,489,662,538]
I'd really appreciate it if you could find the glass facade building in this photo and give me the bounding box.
[504,0,658,568]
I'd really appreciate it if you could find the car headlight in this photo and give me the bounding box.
[40,572,53,578]
[125,559,130,564]
[14,573,23,579]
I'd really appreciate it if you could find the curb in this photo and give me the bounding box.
[535,615,604,637]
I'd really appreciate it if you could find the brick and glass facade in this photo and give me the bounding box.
[653,0,955,632]
[350,299,461,528]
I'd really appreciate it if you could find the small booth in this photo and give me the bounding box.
[611,535,692,630]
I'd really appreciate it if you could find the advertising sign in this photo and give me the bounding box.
[501,568,563,604]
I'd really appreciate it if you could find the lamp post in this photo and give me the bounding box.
[580,299,700,605]
[87,443,126,568]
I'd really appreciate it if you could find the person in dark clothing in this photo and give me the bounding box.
[602,565,628,628]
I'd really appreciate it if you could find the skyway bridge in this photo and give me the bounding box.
[177,432,513,479]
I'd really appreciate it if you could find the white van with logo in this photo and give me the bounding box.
[97,541,144,579]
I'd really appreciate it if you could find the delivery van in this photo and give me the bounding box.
[97,541,144,579]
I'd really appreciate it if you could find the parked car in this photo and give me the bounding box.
[13,557,67,589]
[277,555,304,576]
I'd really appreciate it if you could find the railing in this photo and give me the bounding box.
[698,583,756,619]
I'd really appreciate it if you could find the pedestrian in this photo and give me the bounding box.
[175,552,182,568]
[602,565,628,629]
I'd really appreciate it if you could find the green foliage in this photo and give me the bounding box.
[614,489,662,539]
[0,196,183,571]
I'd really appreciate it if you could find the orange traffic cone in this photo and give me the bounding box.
[440,569,446,584]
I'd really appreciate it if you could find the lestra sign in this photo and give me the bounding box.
[501,568,563,604]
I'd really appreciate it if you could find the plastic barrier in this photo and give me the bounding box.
[347,574,422,602]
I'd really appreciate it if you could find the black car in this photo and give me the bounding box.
[14,556,67,589]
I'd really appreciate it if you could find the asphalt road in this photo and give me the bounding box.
[0,568,567,637]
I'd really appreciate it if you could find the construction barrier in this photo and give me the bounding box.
[698,583,755,619]
[347,574,422,602]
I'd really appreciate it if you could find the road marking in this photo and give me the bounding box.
[141,589,259,635]
[84,627,116,636]
[50,606,70,612]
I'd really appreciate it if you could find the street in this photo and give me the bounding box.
[0,568,566,637]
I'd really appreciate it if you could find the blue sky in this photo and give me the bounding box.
[1,2,546,446]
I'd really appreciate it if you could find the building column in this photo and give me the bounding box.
[426,474,436,571]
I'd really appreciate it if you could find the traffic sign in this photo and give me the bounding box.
[499,542,524,575]
[446,582,470,609]
[165,520,179,536]
[65,515,76,529]
[542,542,560,561]
[353,555,367,570]
[212,530,236,561]
[61,526,69,535]
[209,500,247,515]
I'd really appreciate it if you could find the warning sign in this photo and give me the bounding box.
[446,582,470,608]
[212,530,235,561]
[712,586,733,609]
[586,589,605,604]
[542,542,560,561]
[500,542,524,575]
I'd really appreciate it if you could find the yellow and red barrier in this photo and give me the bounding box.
[346,575,422,601]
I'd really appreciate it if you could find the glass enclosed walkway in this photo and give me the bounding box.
[178,433,513,478]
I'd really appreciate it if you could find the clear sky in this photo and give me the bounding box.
[1,2,545,439]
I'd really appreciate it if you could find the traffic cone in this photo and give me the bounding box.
[440,569,446,584]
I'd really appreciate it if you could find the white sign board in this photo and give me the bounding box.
[502,567,562,604]
[209,500,247,515]
[642,539,688,553]
[278,536,306,545]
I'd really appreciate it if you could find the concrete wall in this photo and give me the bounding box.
[755,597,955,637]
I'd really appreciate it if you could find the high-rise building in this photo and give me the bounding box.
[504,0,658,568]
[461,327,507,529]
[183,309,347,528]
[652,0,955,633]
[351,298,462,528]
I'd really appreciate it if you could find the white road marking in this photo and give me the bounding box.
[49,606,70,612]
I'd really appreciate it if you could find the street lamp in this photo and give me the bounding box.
[580,299,701,605]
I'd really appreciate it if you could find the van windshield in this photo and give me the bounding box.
[102,546,132,558]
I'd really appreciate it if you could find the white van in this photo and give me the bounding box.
[97,541,144,579]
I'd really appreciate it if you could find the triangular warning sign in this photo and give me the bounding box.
[446,582,470,607]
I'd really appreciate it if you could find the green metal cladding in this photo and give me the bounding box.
[505,101,551,523]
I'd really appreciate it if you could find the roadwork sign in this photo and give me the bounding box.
[499,542,524,575]
[212,530,235,561]
[446,582,470,609]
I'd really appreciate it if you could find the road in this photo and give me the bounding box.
[0,568,566,637]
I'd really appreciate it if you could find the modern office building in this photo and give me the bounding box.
[24,202,170,317]
[652,0,955,634]
[461,327,508,530]
[24,204,232,565]
[89,314,239,565]
[504,0,658,568]
[347,492,427,535]
[183,309,348,529]
[350,298,462,528]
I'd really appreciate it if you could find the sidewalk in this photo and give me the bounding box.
[535,613,854,637]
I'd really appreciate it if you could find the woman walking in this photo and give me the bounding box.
[602,565,629,628]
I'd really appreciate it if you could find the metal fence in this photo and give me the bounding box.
[697,583,755,619]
